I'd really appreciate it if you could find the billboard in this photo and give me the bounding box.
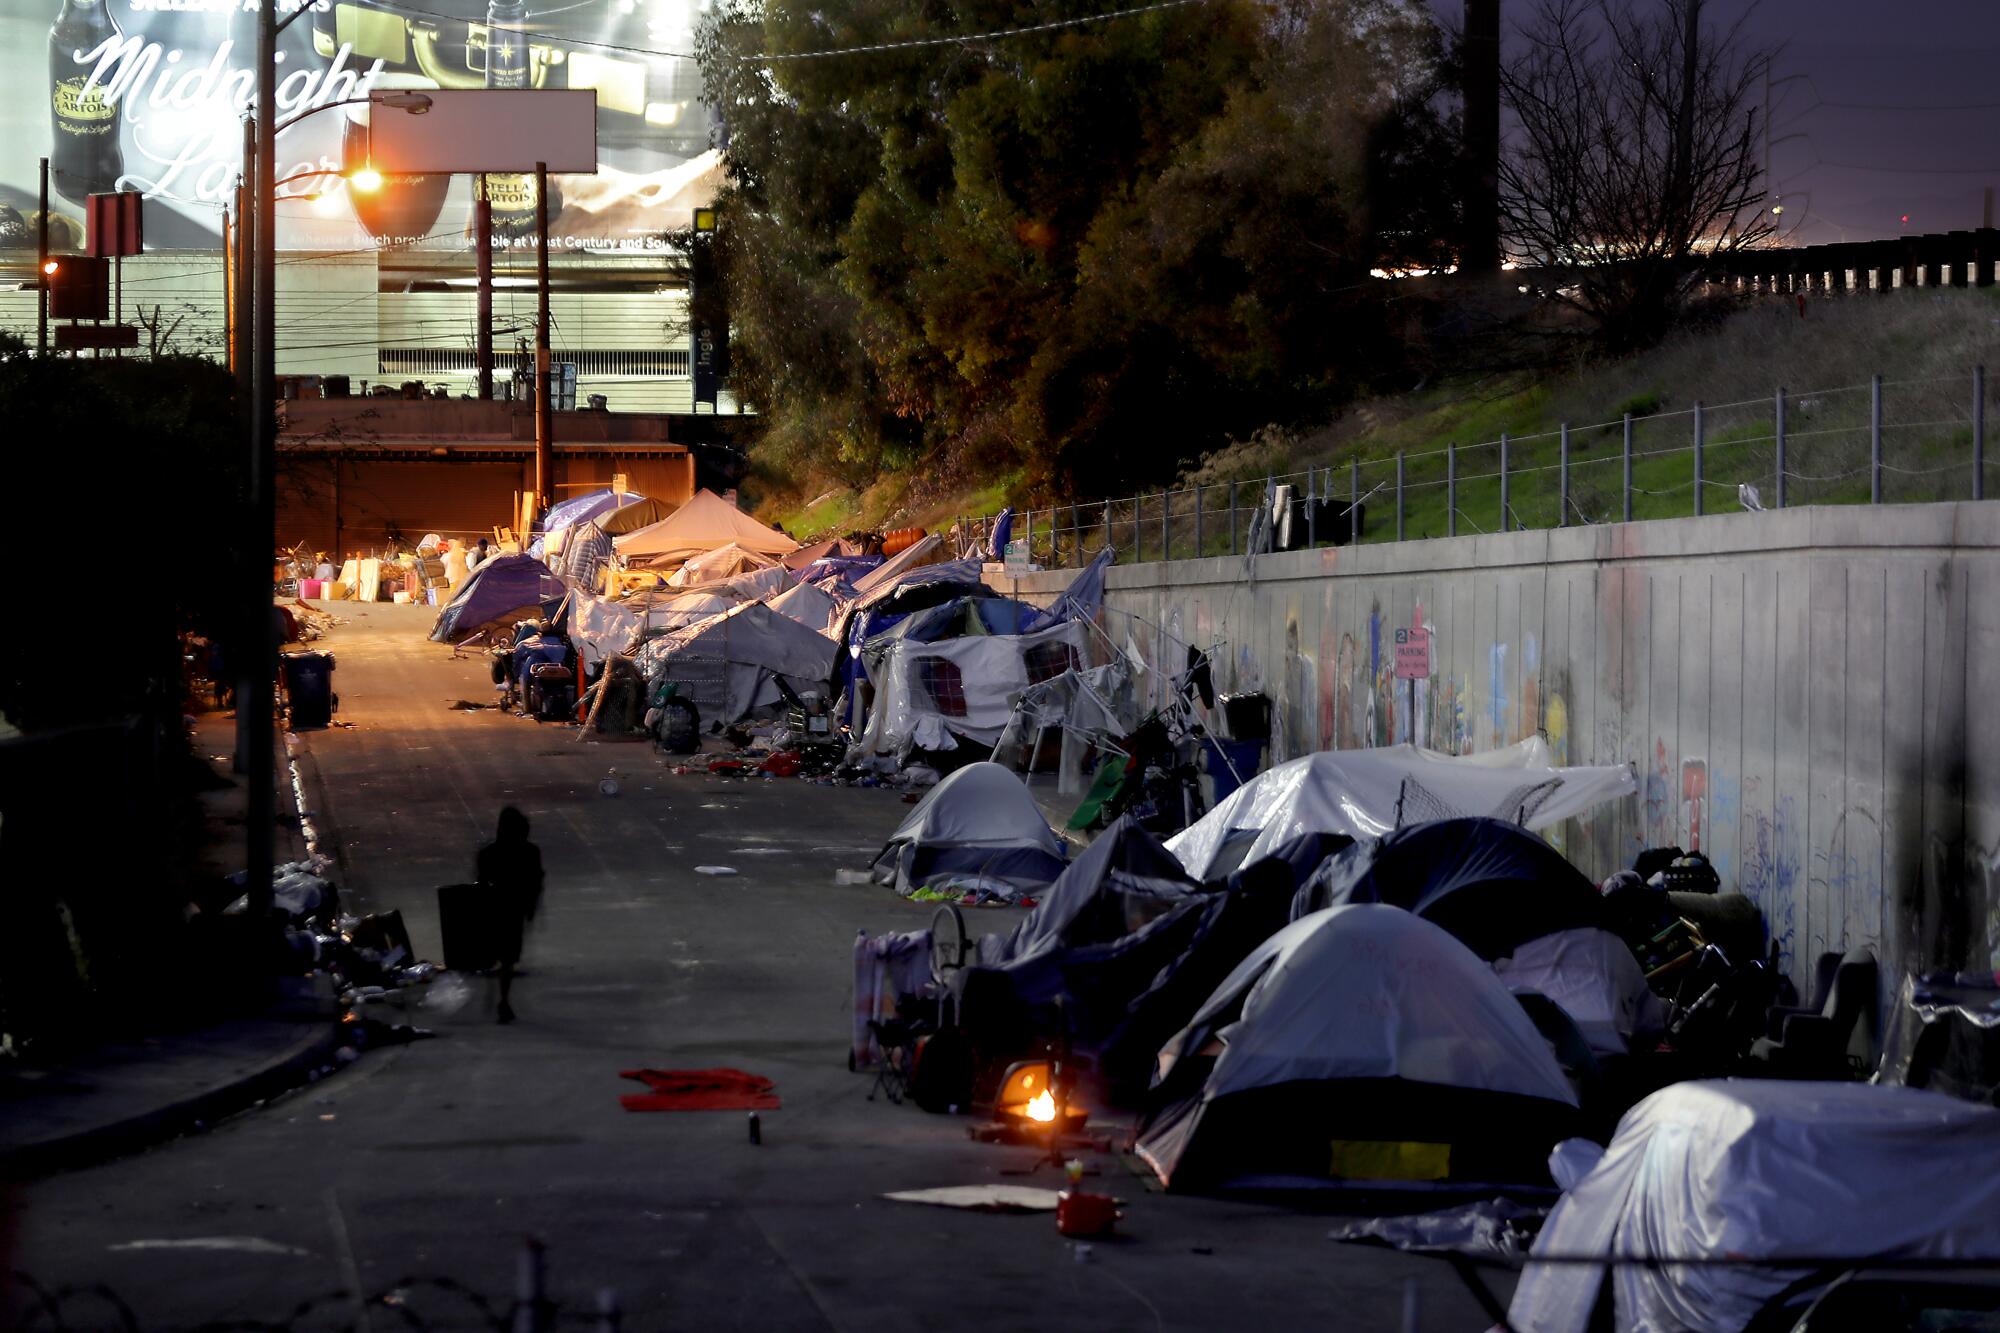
[1,0,715,254]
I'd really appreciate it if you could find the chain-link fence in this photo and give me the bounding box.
[973,367,1995,568]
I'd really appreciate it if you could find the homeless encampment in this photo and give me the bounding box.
[766,577,848,635]
[1165,738,1639,880]
[563,586,741,670]
[613,489,797,571]
[669,541,785,588]
[1509,1080,2000,1333]
[533,489,643,557]
[561,496,676,588]
[1134,904,1581,1192]
[633,598,836,727]
[429,553,561,643]
[869,762,1067,899]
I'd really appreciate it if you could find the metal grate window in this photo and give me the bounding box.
[378,348,691,376]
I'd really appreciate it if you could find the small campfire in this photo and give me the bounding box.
[992,1061,1087,1138]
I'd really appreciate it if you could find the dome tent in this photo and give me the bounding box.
[429,553,562,643]
[869,762,1068,898]
[1292,817,1608,959]
[1135,904,1580,1192]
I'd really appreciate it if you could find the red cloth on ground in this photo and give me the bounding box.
[618,1067,781,1112]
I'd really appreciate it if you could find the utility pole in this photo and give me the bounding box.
[222,202,232,375]
[36,158,48,357]
[236,122,254,437]
[476,173,494,400]
[243,0,278,922]
[534,160,553,514]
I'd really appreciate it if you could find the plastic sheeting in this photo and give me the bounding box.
[856,620,1088,758]
[633,599,838,724]
[869,761,1068,895]
[1156,905,1579,1107]
[1509,1080,2000,1333]
[767,578,846,635]
[1494,928,1666,1055]
[613,489,798,564]
[1165,739,1638,880]
[669,542,783,588]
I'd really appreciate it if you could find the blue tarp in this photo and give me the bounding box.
[532,490,643,555]
[429,553,562,643]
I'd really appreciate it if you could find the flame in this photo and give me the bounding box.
[1025,1089,1057,1123]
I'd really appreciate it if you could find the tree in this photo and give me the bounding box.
[1498,0,1774,350]
[698,0,1460,497]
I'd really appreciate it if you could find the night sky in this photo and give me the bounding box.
[1457,0,2000,245]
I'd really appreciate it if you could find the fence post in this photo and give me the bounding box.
[1775,387,1787,509]
[1693,402,1705,517]
[1977,365,1987,502]
[1498,432,1510,532]
[1023,508,1033,564]
[1559,423,1571,527]
[1228,480,1239,555]
[1447,445,1457,537]
[1134,494,1144,564]
[1193,483,1204,555]
[1102,503,1112,560]
[1870,374,1883,503]
[1395,450,1405,542]
[1160,490,1170,560]
[1350,458,1361,541]
[1306,469,1318,548]
[1622,414,1634,522]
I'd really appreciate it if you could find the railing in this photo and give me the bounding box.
[960,367,1995,569]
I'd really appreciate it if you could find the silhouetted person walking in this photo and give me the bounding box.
[477,806,544,1024]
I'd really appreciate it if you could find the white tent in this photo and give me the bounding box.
[613,489,797,567]
[1510,1080,2000,1333]
[869,761,1069,896]
[564,587,739,669]
[1493,927,1666,1055]
[1165,738,1638,880]
[767,577,846,635]
[857,619,1088,759]
[1136,904,1579,1190]
[633,599,836,724]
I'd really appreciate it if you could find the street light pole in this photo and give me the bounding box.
[242,0,279,921]
[534,159,552,513]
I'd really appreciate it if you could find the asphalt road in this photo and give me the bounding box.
[9,604,1509,1331]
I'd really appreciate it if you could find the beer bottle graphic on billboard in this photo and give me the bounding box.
[484,0,561,242]
[48,0,125,204]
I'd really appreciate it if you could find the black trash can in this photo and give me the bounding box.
[282,651,336,729]
[437,883,498,972]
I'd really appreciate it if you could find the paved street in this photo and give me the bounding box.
[10,605,1505,1330]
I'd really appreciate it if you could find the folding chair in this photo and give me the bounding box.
[866,1017,916,1104]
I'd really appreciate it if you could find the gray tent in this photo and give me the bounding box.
[869,762,1068,898]
[633,599,837,724]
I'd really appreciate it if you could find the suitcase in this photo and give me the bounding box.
[437,883,498,972]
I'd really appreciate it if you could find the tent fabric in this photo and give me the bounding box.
[767,578,846,635]
[669,542,782,587]
[536,490,642,556]
[633,599,837,724]
[1493,928,1666,1055]
[1136,904,1579,1191]
[598,496,675,537]
[613,489,798,564]
[716,563,792,603]
[784,535,876,570]
[974,817,1202,970]
[429,553,561,642]
[1292,817,1609,960]
[565,587,737,668]
[856,619,1088,758]
[1509,1080,2000,1333]
[869,762,1068,896]
[1165,739,1639,881]
[850,534,949,598]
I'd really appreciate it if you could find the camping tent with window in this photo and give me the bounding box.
[1134,904,1580,1192]
[869,761,1068,897]
[1509,1080,2000,1333]
[612,489,798,569]
[429,553,562,643]
[855,617,1088,759]
[1291,817,1608,959]
[1164,738,1638,881]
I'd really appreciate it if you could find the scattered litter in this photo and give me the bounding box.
[880,1185,1063,1213]
[599,778,622,796]
[619,1068,779,1112]
[449,699,497,711]
[423,974,474,1014]
[1325,1198,1547,1261]
[695,865,738,876]
[833,869,873,886]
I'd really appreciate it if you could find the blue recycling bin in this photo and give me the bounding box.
[1199,737,1264,805]
[282,651,336,729]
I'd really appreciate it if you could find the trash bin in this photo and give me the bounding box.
[282,651,336,729]
[1199,737,1264,807]
[437,883,497,972]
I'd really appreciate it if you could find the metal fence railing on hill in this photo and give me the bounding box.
[956,367,1995,568]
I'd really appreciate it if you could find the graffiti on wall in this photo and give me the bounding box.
[1681,757,1708,853]
[1738,776,1801,976]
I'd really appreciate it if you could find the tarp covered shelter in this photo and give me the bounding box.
[632,598,836,724]
[1165,738,1639,881]
[1135,904,1580,1191]
[856,618,1088,758]
[535,489,643,557]
[562,497,678,588]
[564,586,738,669]
[767,578,847,635]
[973,817,1202,970]
[429,553,561,643]
[1291,817,1608,960]
[613,489,797,568]
[1493,927,1665,1056]
[1510,1080,2000,1333]
[784,535,877,570]
[669,541,784,587]
[869,762,1068,897]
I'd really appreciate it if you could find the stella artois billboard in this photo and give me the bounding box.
[0,0,716,254]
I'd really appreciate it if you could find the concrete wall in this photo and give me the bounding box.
[1016,502,2000,988]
